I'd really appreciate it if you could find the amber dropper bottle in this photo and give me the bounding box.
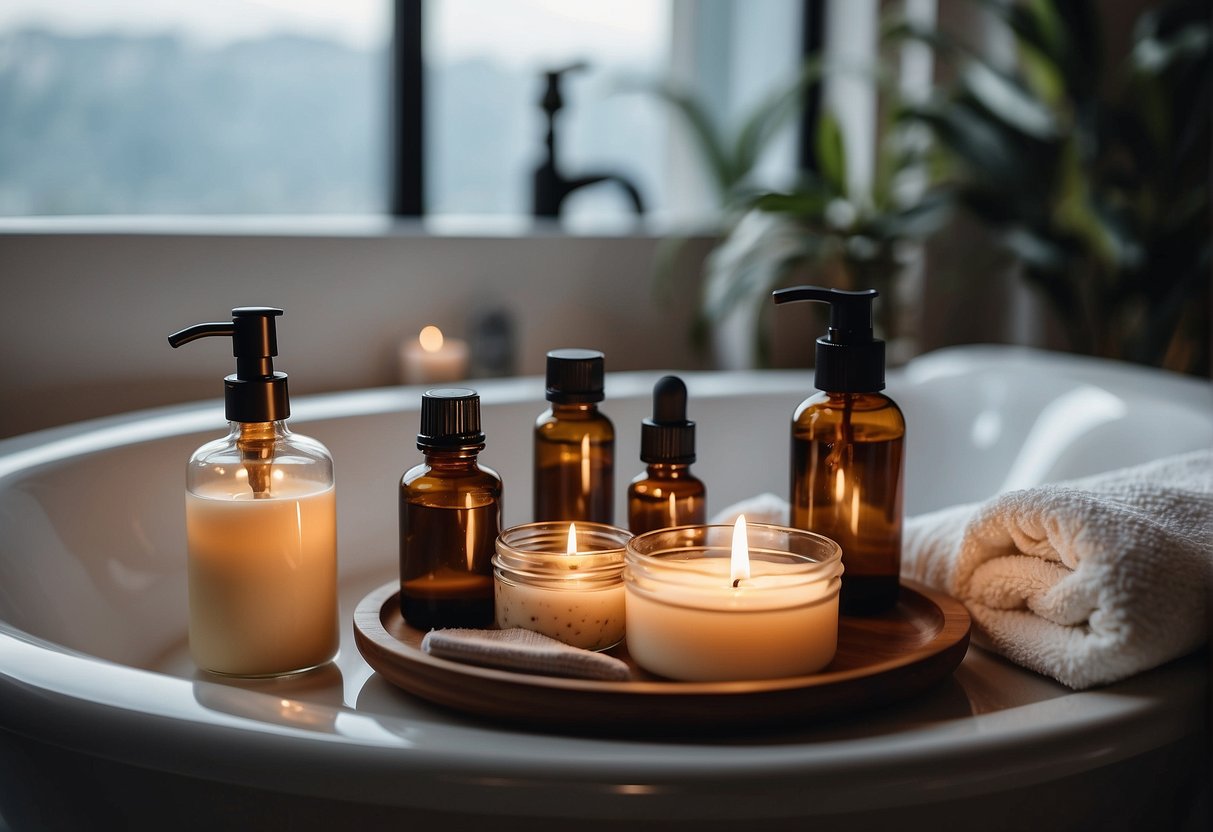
[533,349,615,523]
[773,287,906,614]
[627,376,706,534]
[399,388,502,629]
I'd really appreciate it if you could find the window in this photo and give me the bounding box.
[425,0,671,222]
[0,0,810,222]
[0,1,390,215]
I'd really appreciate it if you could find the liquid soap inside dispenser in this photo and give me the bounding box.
[773,287,906,614]
[169,307,338,677]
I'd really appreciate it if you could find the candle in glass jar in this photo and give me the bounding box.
[493,521,630,651]
[400,325,469,384]
[624,517,843,681]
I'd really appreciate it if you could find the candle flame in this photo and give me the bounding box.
[567,522,577,555]
[730,515,750,585]
[419,325,444,353]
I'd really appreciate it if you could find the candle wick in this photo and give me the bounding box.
[732,578,741,588]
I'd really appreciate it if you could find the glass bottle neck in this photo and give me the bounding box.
[422,445,484,468]
[551,402,599,416]
[227,420,289,441]
[646,462,693,479]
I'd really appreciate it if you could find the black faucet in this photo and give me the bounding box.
[532,63,645,218]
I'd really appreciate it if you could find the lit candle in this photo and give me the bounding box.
[400,325,469,385]
[493,521,631,651]
[624,518,843,681]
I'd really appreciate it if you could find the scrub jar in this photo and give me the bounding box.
[493,522,632,651]
[624,523,844,681]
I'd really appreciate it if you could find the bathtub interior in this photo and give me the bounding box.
[0,346,1210,683]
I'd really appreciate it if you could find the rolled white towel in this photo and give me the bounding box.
[421,627,631,682]
[711,449,1213,689]
[709,492,788,526]
[904,449,1212,689]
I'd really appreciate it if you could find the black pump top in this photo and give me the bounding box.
[418,388,485,449]
[641,376,695,464]
[545,348,605,403]
[168,307,290,422]
[772,286,885,393]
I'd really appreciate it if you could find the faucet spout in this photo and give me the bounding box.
[562,173,645,215]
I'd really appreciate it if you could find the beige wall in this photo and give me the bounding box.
[0,227,716,438]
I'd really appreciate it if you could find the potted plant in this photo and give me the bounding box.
[651,61,952,368]
[895,0,1210,374]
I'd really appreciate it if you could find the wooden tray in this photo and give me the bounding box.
[354,580,970,734]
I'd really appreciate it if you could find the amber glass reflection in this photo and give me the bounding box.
[534,402,614,523]
[400,448,502,629]
[791,391,905,614]
[627,463,706,534]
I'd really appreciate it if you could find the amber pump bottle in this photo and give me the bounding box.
[627,376,706,534]
[773,287,905,614]
[399,388,502,629]
[533,349,615,523]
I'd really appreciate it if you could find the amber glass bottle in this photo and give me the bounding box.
[400,388,502,629]
[628,376,706,533]
[533,349,615,524]
[791,391,904,613]
[774,286,906,614]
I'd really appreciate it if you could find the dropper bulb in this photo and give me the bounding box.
[652,375,687,424]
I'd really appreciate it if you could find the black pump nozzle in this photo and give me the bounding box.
[773,286,885,393]
[641,376,695,464]
[168,307,290,423]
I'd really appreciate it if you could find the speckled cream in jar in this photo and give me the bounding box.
[493,522,631,651]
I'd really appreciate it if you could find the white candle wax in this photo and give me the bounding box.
[624,521,842,681]
[495,573,625,652]
[625,557,838,681]
[400,325,469,384]
[493,522,630,652]
[186,480,338,676]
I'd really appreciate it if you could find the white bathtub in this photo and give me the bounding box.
[1,346,1209,830]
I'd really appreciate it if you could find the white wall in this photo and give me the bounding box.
[0,223,714,437]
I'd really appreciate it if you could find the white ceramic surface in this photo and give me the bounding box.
[1,346,1210,830]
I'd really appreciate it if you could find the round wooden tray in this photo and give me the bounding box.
[353,580,971,734]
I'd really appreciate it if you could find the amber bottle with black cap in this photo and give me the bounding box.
[533,349,615,523]
[627,376,706,534]
[773,286,905,614]
[399,388,502,629]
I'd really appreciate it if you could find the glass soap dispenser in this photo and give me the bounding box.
[773,287,906,614]
[533,349,615,524]
[627,375,706,534]
[168,307,338,677]
[400,388,502,629]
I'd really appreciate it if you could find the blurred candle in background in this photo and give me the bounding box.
[400,325,469,384]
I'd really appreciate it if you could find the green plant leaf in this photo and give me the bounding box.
[644,82,737,198]
[815,112,848,198]
[734,58,826,179]
[960,60,1061,140]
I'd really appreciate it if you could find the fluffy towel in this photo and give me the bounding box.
[712,450,1213,689]
[904,449,1212,689]
[421,627,631,682]
[710,492,788,526]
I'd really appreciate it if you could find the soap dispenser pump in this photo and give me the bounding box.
[772,287,905,614]
[627,376,706,534]
[168,307,338,677]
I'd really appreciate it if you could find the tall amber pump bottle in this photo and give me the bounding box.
[627,376,706,534]
[533,349,615,523]
[399,388,502,629]
[773,287,905,614]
